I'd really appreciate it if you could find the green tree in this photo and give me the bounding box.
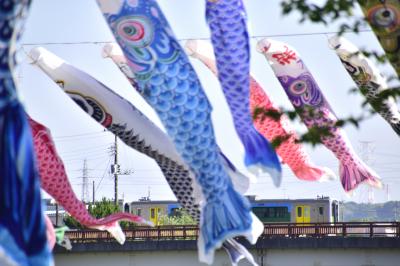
[63,197,136,229]
[64,213,83,229]
[157,209,196,226]
[89,197,120,218]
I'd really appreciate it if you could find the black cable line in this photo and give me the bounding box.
[53,130,107,139]
[19,29,372,47]
[95,157,113,193]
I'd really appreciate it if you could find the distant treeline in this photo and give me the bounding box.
[342,201,400,222]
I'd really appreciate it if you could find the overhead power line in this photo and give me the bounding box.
[53,130,107,139]
[20,29,372,47]
[95,156,113,193]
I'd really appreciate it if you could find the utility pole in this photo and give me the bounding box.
[109,135,133,206]
[282,188,287,199]
[81,159,89,203]
[113,135,119,206]
[92,180,95,205]
[55,203,59,227]
[386,184,390,202]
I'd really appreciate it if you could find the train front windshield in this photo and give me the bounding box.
[331,201,339,223]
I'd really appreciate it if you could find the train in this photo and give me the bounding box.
[126,196,340,225]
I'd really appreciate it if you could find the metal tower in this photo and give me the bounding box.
[359,141,375,203]
[81,159,90,203]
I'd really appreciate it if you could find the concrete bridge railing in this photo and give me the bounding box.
[64,222,400,243]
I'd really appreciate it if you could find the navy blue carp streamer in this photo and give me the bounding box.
[0,1,53,265]
[96,0,263,264]
[205,0,282,186]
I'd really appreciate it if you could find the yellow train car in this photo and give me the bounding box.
[127,196,340,224]
[128,200,180,225]
[250,196,340,223]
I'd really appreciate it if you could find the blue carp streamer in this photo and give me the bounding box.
[205,0,281,185]
[0,1,53,265]
[96,0,262,264]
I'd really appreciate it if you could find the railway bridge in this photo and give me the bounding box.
[54,222,400,266]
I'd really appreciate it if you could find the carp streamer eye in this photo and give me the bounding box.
[68,93,91,114]
[370,6,398,29]
[122,22,143,40]
[116,16,153,47]
[290,80,307,95]
[87,98,106,123]
[342,60,358,75]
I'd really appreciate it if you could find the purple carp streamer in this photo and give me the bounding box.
[0,1,53,265]
[358,0,400,77]
[257,39,382,193]
[329,36,400,137]
[205,0,282,185]
[96,1,263,264]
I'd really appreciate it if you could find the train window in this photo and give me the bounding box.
[297,207,302,217]
[304,207,310,217]
[137,208,141,216]
[252,206,290,222]
[267,208,276,218]
[319,207,324,215]
[252,207,265,218]
[151,208,155,219]
[276,207,287,218]
[170,208,182,217]
[332,202,339,222]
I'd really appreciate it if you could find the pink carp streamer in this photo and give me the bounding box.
[28,116,152,244]
[257,39,382,193]
[185,40,336,182]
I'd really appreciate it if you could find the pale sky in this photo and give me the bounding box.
[17,0,400,204]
